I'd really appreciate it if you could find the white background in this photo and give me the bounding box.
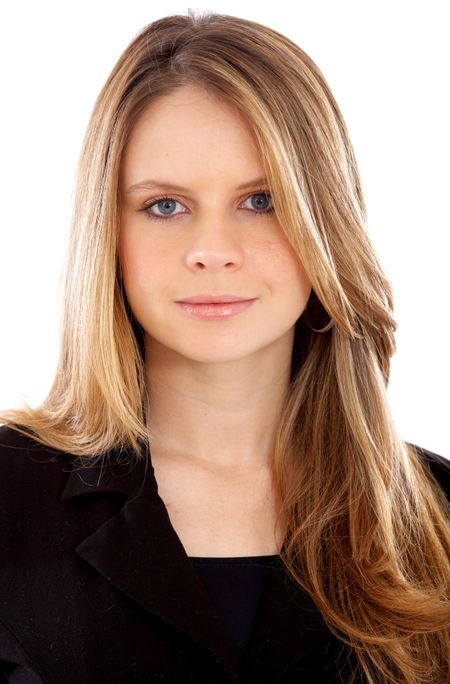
[0,1,448,458]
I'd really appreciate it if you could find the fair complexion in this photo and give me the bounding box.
[119,84,312,483]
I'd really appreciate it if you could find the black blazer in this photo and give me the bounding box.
[0,424,449,684]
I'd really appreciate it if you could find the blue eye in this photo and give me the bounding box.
[139,191,274,223]
[243,192,273,213]
[147,198,183,218]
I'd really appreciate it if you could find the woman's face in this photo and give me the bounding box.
[119,84,312,365]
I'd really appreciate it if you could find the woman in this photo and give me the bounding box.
[0,11,449,684]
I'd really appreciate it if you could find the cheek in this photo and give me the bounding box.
[290,258,312,294]
[118,233,162,329]
[254,235,312,297]
[118,227,135,282]
[118,229,158,295]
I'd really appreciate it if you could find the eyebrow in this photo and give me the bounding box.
[125,176,269,194]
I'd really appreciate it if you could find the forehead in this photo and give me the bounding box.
[129,83,249,137]
[120,85,263,186]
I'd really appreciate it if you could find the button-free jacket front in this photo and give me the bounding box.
[0,425,448,683]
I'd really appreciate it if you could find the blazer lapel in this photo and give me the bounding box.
[61,443,329,682]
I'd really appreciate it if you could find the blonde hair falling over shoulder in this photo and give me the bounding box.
[1,11,449,683]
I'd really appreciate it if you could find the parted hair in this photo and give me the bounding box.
[1,11,449,683]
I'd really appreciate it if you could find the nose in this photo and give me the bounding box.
[184,213,244,271]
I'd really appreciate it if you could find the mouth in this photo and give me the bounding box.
[175,294,255,304]
[174,296,258,320]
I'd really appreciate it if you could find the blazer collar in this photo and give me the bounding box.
[60,443,329,682]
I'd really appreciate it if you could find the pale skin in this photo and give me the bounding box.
[119,84,312,556]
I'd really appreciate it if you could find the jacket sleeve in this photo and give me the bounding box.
[0,621,43,684]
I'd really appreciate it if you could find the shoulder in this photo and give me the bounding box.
[0,422,69,462]
[408,441,450,502]
[0,424,74,502]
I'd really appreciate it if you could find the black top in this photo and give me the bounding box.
[0,424,448,683]
[189,555,279,659]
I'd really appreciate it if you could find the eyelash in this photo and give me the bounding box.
[137,191,274,223]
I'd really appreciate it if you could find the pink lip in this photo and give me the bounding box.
[175,298,257,320]
[175,294,253,304]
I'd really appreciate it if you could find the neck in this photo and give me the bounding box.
[144,335,293,475]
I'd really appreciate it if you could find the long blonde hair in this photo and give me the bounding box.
[1,11,449,683]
